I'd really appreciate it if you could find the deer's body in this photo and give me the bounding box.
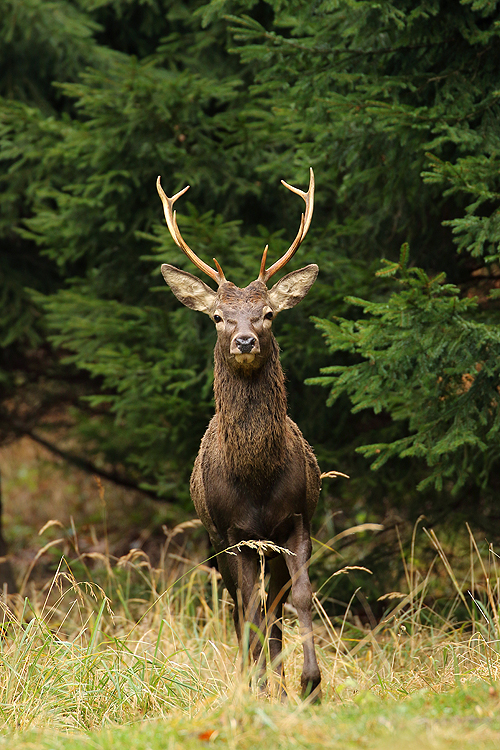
[193,414,320,547]
[192,325,320,547]
[157,172,322,698]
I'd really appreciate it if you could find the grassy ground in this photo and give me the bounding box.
[0,565,499,750]
[4,685,500,749]
[1,439,500,748]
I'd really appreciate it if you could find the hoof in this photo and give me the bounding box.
[300,674,321,703]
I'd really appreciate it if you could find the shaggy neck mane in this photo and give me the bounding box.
[213,336,288,481]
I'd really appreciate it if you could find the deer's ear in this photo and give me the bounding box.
[268,264,318,314]
[161,264,216,314]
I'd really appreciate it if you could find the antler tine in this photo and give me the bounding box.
[156,176,225,285]
[260,167,315,284]
[259,245,269,279]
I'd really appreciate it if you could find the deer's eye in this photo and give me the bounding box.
[264,311,273,321]
[214,314,223,324]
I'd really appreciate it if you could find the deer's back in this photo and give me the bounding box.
[190,414,320,549]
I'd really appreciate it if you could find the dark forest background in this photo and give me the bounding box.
[2,0,500,606]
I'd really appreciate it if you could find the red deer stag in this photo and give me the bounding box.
[157,168,321,698]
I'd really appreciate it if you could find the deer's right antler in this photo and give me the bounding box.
[258,167,315,284]
[157,176,226,286]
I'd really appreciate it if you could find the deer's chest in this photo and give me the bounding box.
[200,452,308,545]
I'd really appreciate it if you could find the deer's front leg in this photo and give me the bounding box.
[284,515,321,700]
[266,555,291,699]
[226,547,265,677]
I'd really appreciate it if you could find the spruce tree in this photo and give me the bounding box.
[219,0,500,528]
[2,0,500,552]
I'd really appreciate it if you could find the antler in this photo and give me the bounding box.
[156,176,225,286]
[259,167,315,284]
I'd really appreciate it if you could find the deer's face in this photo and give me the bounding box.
[161,263,318,369]
[211,280,274,369]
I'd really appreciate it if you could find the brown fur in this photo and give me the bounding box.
[163,273,322,699]
[158,168,320,697]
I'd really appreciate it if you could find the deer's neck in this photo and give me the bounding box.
[213,337,288,481]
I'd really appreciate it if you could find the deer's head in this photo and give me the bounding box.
[158,170,318,370]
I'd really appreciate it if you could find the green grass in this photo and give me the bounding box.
[0,525,498,749]
[3,444,500,747]
[2,684,500,749]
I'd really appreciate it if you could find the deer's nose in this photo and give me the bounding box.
[234,335,256,354]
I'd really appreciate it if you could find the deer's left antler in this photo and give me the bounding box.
[258,167,315,284]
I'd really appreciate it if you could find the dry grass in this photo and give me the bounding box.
[2,439,500,746]
[0,506,497,726]
[0,527,498,749]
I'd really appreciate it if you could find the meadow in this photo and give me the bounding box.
[1,440,500,749]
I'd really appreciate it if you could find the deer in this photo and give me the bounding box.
[157,168,321,699]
